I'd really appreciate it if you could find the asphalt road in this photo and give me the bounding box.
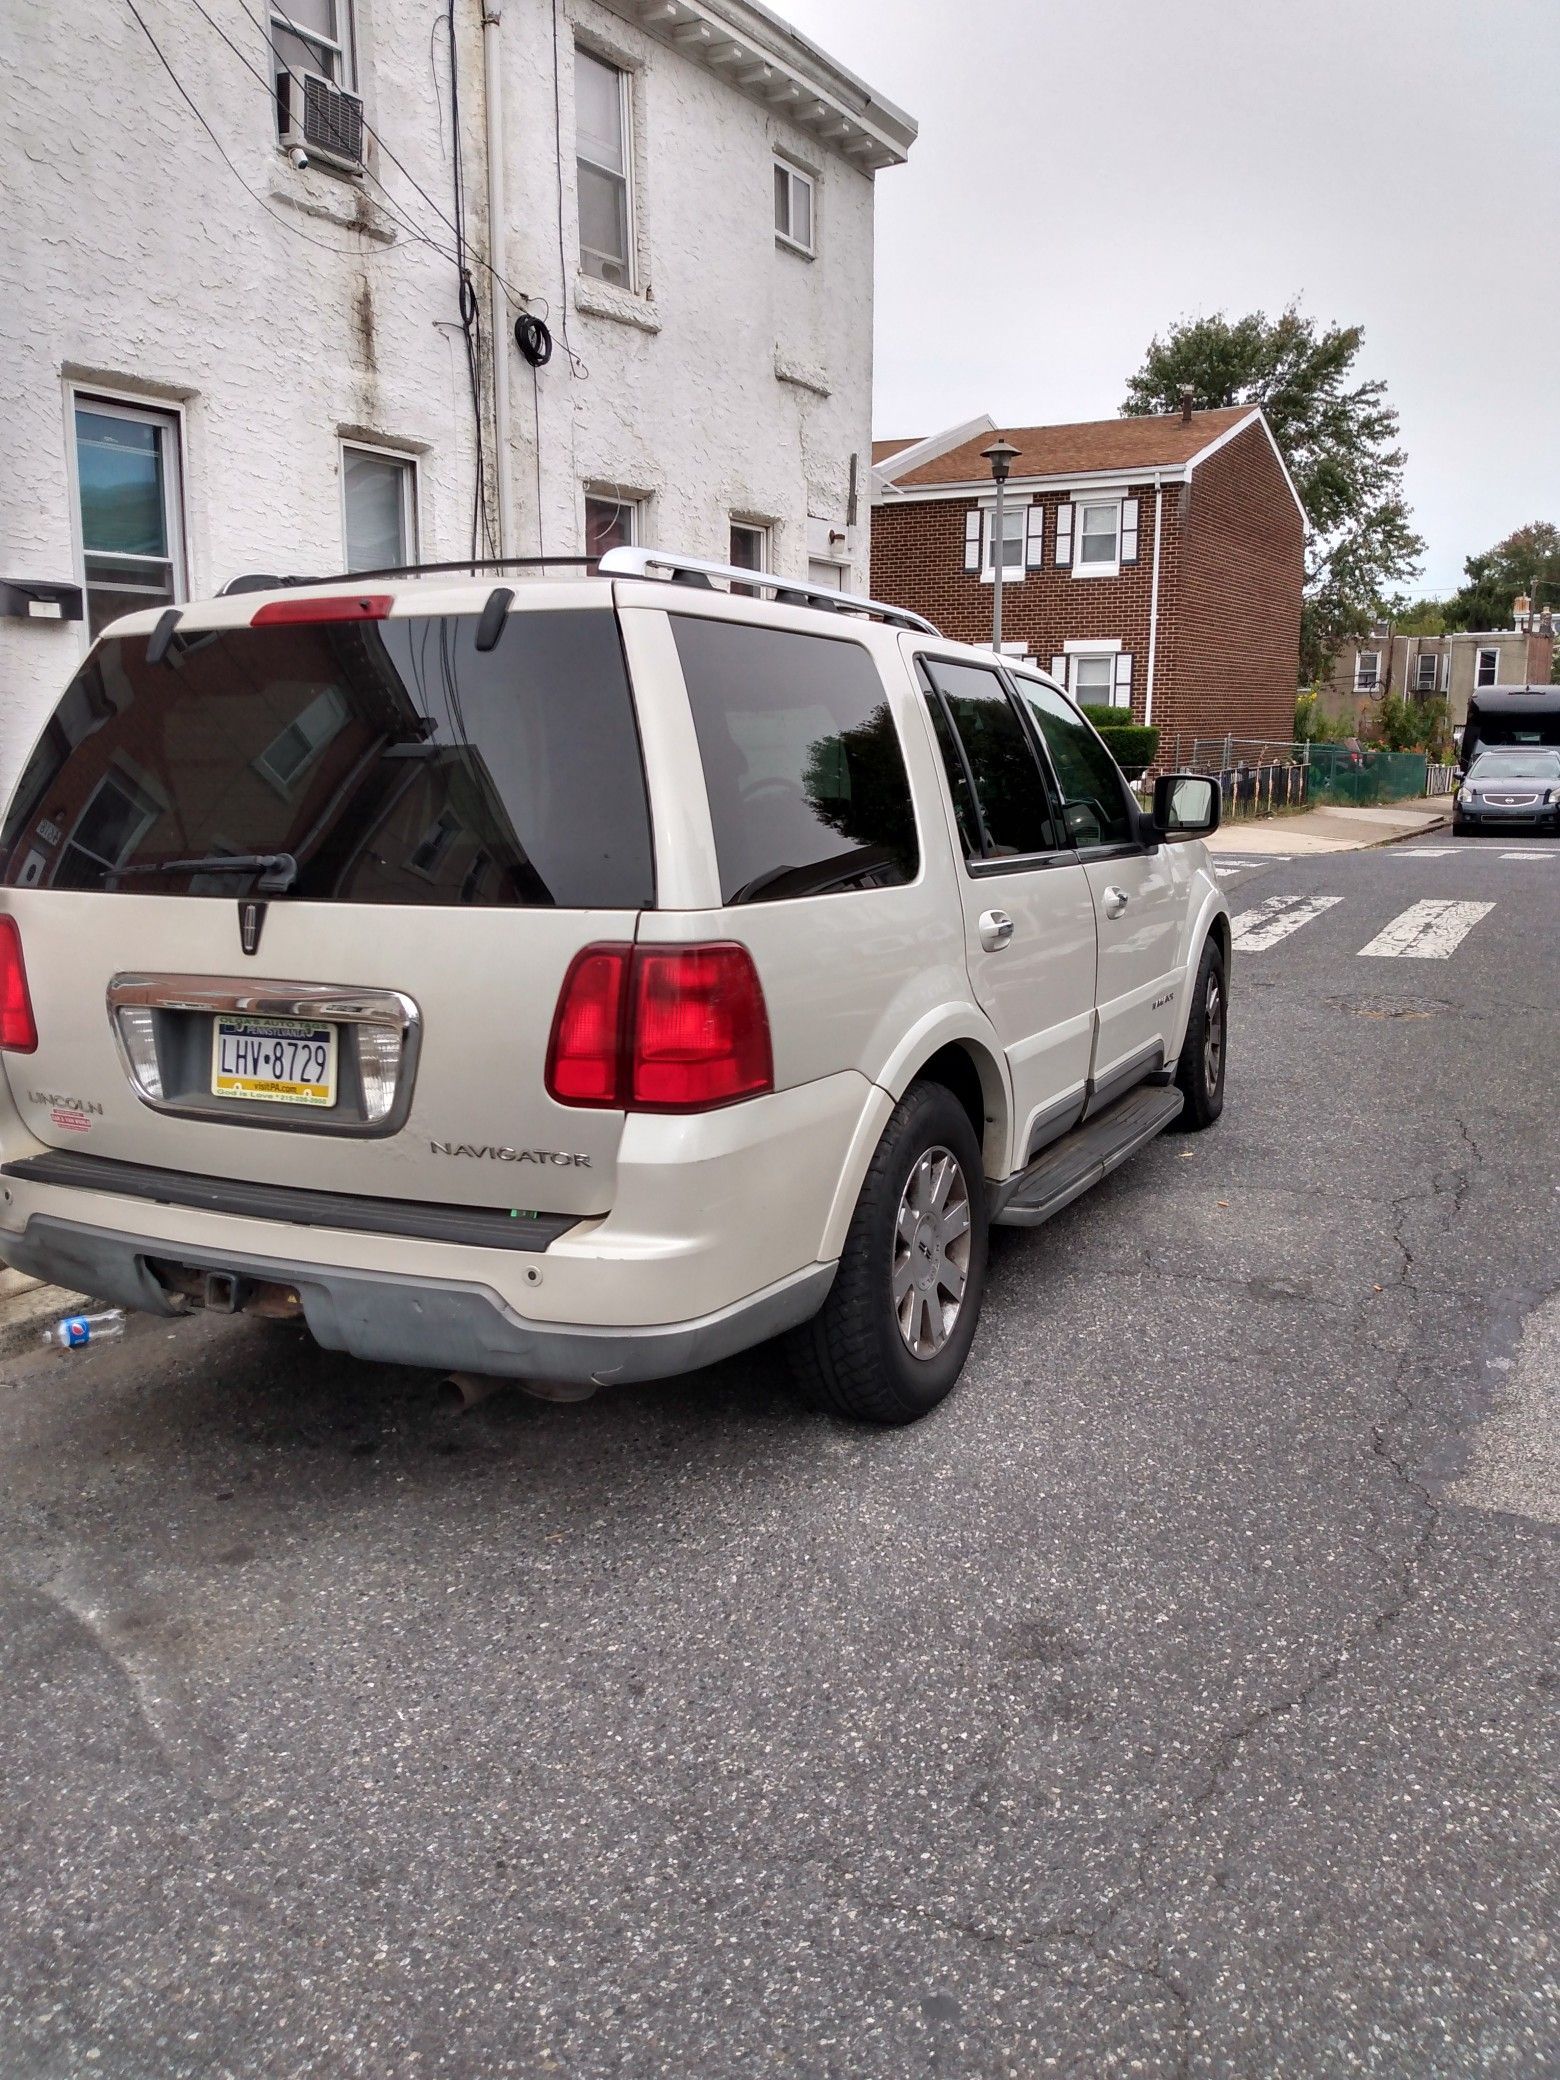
[1,836,1556,2079]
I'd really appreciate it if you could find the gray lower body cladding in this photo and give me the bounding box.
[0,1214,836,1385]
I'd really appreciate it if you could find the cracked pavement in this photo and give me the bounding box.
[0,841,1555,2077]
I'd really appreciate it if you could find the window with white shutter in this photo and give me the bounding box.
[1054,503,1074,567]
[1112,652,1133,709]
[1050,654,1066,682]
[1120,497,1140,565]
[964,509,981,573]
[1024,504,1045,569]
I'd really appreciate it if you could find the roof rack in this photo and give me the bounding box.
[217,548,943,638]
[597,547,941,636]
[219,556,600,596]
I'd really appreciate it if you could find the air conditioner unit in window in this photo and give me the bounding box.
[278,68,364,171]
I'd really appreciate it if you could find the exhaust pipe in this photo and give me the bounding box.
[439,1371,509,1412]
[438,1372,599,1411]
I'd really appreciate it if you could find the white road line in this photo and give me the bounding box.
[1499,851,1555,860]
[1356,899,1494,960]
[1397,848,1459,857]
[1230,894,1342,952]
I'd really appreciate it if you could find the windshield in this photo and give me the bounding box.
[1468,750,1560,780]
[0,610,654,908]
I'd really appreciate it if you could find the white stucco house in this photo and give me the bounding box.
[0,0,914,781]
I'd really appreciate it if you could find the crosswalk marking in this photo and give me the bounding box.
[1356,899,1494,960]
[1397,848,1459,857]
[1499,851,1554,860]
[1230,894,1343,952]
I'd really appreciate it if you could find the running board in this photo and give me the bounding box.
[991,1083,1184,1228]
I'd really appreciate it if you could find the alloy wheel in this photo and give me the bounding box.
[1203,971,1224,1093]
[892,1145,973,1359]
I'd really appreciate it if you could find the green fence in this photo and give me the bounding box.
[1306,747,1429,806]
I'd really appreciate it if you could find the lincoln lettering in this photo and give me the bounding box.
[430,1141,591,1166]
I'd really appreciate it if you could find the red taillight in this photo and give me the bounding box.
[0,918,38,1053]
[546,945,631,1105]
[546,942,773,1112]
[250,594,392,626]
[629,945,772,1110]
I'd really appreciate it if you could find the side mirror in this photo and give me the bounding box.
[1151,771,1221,841]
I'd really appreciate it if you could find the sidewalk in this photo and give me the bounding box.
[1206,800,1452,856]
[0,1264,95,1359]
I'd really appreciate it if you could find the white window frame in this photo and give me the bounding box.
[979,504,1026,585]
[575,47,635,292]
[584,488,644,558]
[67,388,189,641]
[1066,647,1127,709]
[773,159,815,256]
[1354,649,1382,692]
[269,0,356,92]
[340,440,418,573]
[730,520,770,571]
[1073,497,1122,578]
[1475,646,1499,688]
[1413,653,1438,693]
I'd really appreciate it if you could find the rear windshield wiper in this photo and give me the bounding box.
[119,851,299,893]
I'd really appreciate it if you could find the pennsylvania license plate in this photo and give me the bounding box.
[211,1015,338,1108]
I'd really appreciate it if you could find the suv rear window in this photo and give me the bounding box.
[0,610,654,908]
[670,615,918,904]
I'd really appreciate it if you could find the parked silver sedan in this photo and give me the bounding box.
[1453,747,1560,836]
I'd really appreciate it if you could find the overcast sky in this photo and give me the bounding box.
[782,0,1560,597]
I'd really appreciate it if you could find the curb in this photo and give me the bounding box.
[0,1273,100,1360]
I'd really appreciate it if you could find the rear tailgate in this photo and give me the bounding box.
[0,596,655,1220]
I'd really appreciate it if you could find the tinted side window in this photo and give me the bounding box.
[671,617,918,905]
[1016,678,1137,849]
[921,659,1060,858]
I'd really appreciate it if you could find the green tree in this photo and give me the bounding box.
[1442,521,1560,633]
[1385,596,1448,636]
[1121,304,1425,681]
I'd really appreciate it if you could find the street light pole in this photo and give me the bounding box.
[981,439,1020,655]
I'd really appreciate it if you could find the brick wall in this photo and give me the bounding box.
[870,493,1169,722]
[870,420,1304,750]
[1157,423,1304,753]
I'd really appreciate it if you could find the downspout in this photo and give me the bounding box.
[1143,475,1163,726]
[482,0,515,558]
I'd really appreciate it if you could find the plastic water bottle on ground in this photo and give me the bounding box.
[41,1310,126,1350]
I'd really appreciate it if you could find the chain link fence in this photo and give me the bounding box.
[1136,735,1451,820]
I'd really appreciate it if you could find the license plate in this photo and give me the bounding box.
[212,1015,338,1108]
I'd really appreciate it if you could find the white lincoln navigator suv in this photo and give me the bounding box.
[0,549,1228,1424]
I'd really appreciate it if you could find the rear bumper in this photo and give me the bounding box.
[0,1212,834,1384]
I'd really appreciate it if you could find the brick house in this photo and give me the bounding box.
[870,406,1306,750]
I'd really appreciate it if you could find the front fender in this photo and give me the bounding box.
[1167,867,1231,1065]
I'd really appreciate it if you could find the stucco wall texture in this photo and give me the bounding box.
[0,0,888,783]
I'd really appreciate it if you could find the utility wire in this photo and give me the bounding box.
[122,0,392,258]
[181,0,474,275]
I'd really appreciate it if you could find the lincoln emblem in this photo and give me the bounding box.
[239,900,266,956]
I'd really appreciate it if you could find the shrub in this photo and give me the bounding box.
[1080,707,1159,773]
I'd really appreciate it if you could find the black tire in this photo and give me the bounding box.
[1452,817,1471,837]
[787,1081,988,1426]
[1174,936,1227,1131]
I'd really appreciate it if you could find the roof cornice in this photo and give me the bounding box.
[609,0,918,168]
[877,461,1197,503]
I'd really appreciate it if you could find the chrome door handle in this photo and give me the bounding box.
[1102,886,1130,919]
[978,909,1015,951]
